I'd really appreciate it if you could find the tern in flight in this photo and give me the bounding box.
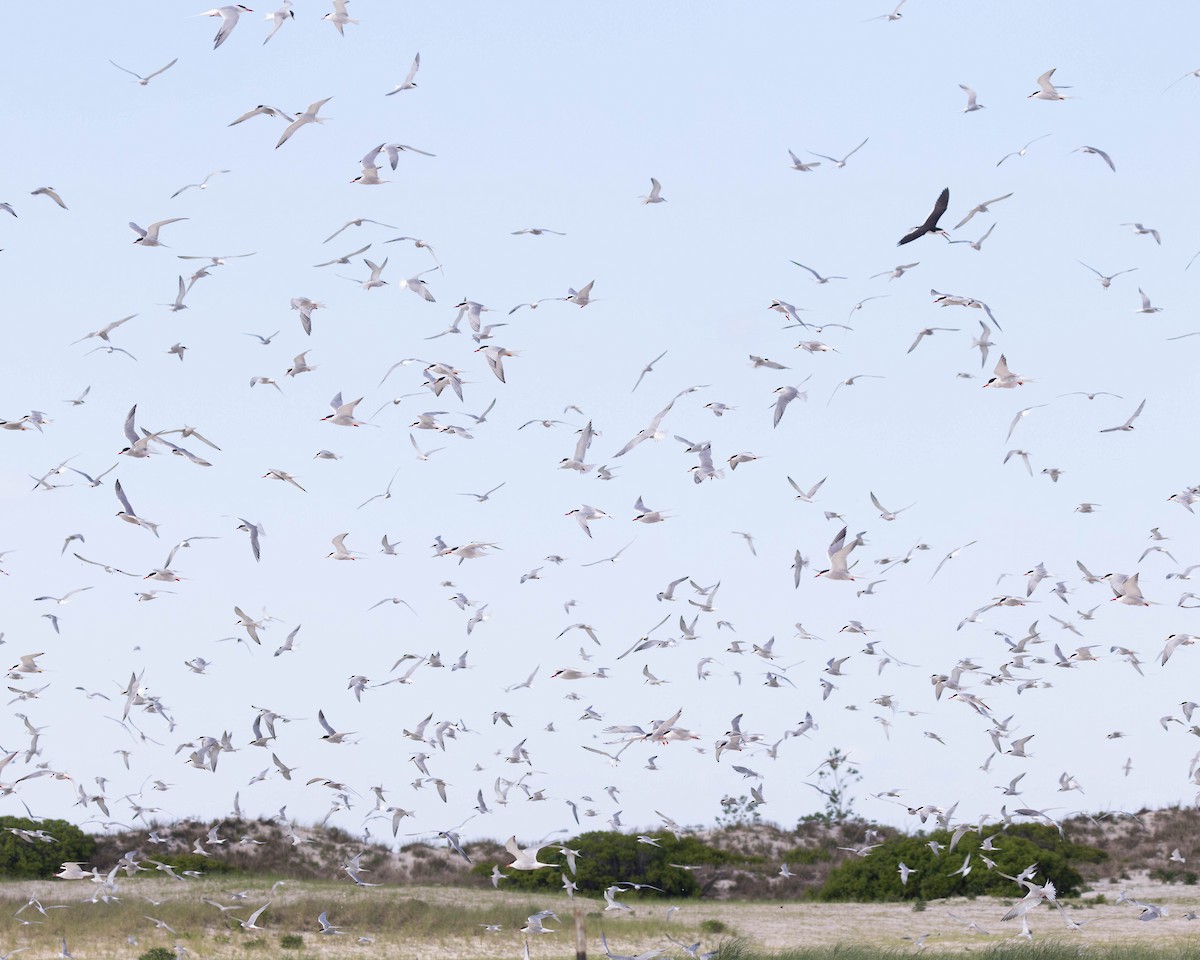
[809,137,868,168]
[786,150,820,172]
[1072,145,1116,172]
[996,134,1051,166]
[31,187,68,209]
[897,188,949,245]
[1029,68,1071,100]
[322,0,358,36]
[276,98,333,149]
[351,145,389,186]
[1100,399,1146,433]
[865,0,905,21]
[946,222,996,252]
[1122,222,1161,245]
[790,262,846,284]
[197,6,254,50]
[324,218,395,243]
[115,480,159,537]
[631,351,668,392]
[228,104,294,126]
[871,263,918,281]
[110,58,178,85]
[1166,67,1200,91]
[870,492,914,521]
[816,526,860,581]
[235,901,272,931]
[640,179,666,204]
[907,327,958,353]
[983,354,1029,388]
[1135,288,1162,314]
[787,476,826,502]
[954,193,1012,230]
[1077,261,1136,290]
[263,2,293,43]
[772,384,807,427]
[171,170,230,198]
[959,84,984,112]
[387,52,420,94]
[130,218,187,247]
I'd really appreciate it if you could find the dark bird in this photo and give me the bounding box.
[897,188,949,246]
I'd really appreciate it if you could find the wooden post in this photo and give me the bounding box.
[574,904,587,960]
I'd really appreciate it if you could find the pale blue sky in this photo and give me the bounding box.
[2,1,1199,848]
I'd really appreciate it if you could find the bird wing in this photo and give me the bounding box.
[923,187,951,230]
[898,188,949,245]
[114,479,135,515]
[276,117,303,149]
[146,59,179,80]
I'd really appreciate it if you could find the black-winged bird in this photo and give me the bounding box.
[897,188,949,245]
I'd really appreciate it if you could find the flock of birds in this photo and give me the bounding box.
[4,0,1200,954]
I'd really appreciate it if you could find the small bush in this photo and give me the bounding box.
[911,900,926,912]
[700,919,728,934]
[782,846,833,866]
[280,934,304,950]
[140,949,175,960]
[476,830,727,897]
[167,852,240,875]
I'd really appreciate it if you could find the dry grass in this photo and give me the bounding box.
[2,872,1200,960]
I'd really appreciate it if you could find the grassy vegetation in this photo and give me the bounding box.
[0,878,718,953]
[1,878,1198,960]
[715,942,1200,960]
[3,807,1200,960]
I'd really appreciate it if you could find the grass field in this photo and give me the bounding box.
[2,876,1199,959]
[720,945,1200,960]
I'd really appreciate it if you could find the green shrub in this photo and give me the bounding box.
[700,919,728,934]
[139,949,175,960]
[162,852,240,875]
[782,846,833,866]
[279,934,304,950]
[0,817,96,879]
[472,831,728,897]
[816,824,1098,901]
